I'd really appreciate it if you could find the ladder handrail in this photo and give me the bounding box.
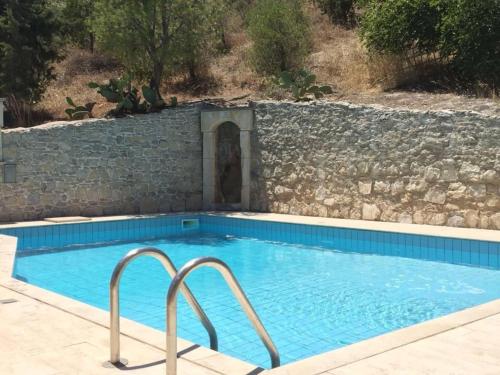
[166,256,280,375]
[109,248,218,365]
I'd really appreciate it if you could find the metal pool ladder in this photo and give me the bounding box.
[109,248,218,364]
[167,256,280,375]
[108,248,280,375]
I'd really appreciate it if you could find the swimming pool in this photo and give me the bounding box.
[4,214,500,368]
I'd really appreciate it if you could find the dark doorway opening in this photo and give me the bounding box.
[215,122,241,210]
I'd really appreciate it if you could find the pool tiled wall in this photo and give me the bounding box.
[201,216,500,270]
[0,215,200,252]
[1,215,499,270]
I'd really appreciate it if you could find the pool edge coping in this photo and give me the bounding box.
[1,211,500,375]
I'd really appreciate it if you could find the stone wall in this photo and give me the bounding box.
[1,100,499,229]
[250,101,500,229]
[0,107,202,222]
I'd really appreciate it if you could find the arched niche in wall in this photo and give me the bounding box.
[201,109,253,211]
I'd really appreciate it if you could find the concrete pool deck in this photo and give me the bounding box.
[1,212,500,374]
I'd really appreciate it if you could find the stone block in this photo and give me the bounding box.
[406,178,427,193]
[358,180,372,195]
[485,197,499,208]
[413,211,426,224]
[441,160,458,182]
[481,170,498,184]
[459,162,481,182]
[464,210,479,228]
[491,213,500,230]
[479,214,490,229]
[357,162,371,176]
[447,215,465,227]
[274,186,294,200]
[323,198,336,207]
[426,213,447,226]
[467,184,486,199]
[314,186,327,202]
[350,207,361,220]
[391,181,405,195]
[424,167,440,182]
[398,213,413,224]
[420,137,446,152]
[447,183,467,200]
[362,203,380,221]
[374,181,391,194]
[424,188,447,204]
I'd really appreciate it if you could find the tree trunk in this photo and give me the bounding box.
[89,33,95,53]
[150,61,164,99]
[188,63,197,82]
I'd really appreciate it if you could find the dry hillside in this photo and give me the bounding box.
[34,4,499,123]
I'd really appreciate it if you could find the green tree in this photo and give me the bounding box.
[247,0,311,75]
[359,0,500,92]
[174,0,226,80]
[92,0,223,97]
[0,0,62,102]
[437,0,500,90]
[214,0,253,53]
[360,0,440,55]
[60,0,95,51]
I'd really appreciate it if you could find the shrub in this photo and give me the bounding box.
[437,0,500,91]
[314,0,356,27]
[64,97,95,120]
[360,0,440,55]
[359,0,500,93]
[247,0,311,76]
[88,75,166,116]
[278,69,333,101]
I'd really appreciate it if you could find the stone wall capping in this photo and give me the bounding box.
[2,105,201,134]
[253,99,500,118]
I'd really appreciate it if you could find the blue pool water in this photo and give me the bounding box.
[10,216,500,368]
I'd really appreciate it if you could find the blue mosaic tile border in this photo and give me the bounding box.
[0,215,199,251]
[201,216,500,270]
